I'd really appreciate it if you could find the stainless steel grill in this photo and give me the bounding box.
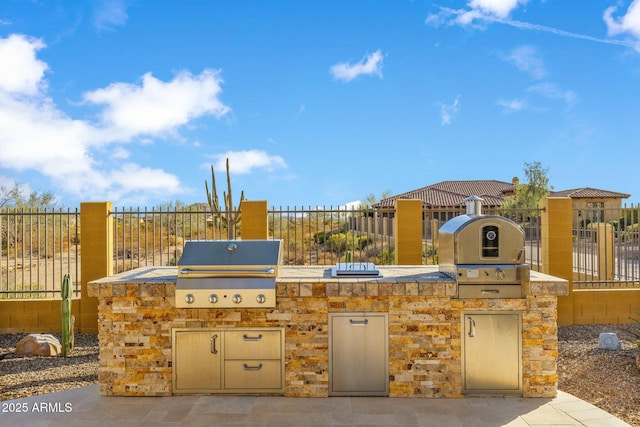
[439,196,529,298]
[176,240,282,308]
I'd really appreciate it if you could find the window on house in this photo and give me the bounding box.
[587,202,604,223]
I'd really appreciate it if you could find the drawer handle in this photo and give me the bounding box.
[243,363,263,371]
[242,334,263,341]
[210,334,218,354]
[481,289,500,294]
[349,319,368,326]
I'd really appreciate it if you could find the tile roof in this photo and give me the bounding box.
[549,187,630,199]
[374,182,630,209]
[374,180,514,208]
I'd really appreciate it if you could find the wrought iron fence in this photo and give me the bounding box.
[111,205,223,274]
[0,208,80,298]
[21,201,640,299]
[269,205,396,265]
[573,204,640,289]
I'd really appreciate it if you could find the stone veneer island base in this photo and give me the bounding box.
[87,265,568,398]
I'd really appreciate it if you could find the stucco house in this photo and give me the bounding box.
[549,187,631,224]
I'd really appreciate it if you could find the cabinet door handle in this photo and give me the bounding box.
[468,317,476,338]
[349,319,368,326]
[210,334,218,354]
[243,363,263,371]
[242,334,263,341]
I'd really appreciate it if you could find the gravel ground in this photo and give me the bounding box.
[0,333,98,401]
[558,324,640,427]
[1,326,639,425]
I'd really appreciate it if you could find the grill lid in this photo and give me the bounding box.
[176,240,282,309]
[178,240,282,278]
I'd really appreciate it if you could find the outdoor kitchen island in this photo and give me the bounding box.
[87,264,568,399]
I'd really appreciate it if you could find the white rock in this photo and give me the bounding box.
[597,332,621,350]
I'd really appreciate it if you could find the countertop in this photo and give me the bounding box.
[88,265,569,297]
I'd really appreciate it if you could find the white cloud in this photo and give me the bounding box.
[83,70,230,140]
[210,150,287,175]
[111,146,130,159]
[427,2,640,52]
[0,34,48,95]
[604,0,640,50]
[438,96,460,126]
[504,45,547,80]
[468,0,525,19]
[527,82,576,106]
[426,1,526,28]
[92,0,130,31]
[330,50,384,82]
[0,33,231,203]
[497,98,527,112]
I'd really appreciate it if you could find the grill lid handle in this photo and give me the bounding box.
[179,267,276,275]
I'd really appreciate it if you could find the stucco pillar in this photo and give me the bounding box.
[241,200,268,239]
[597,223,614,281]
[80,202,113,333]
[540,197,574,325]
[394,199,423,265]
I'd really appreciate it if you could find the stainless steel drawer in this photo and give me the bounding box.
[458,284,523,299]
[224,360,283,389]
[224,330,282,359]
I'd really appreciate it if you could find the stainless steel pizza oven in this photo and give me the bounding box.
[176,240,282,308]
[438,196,529,298]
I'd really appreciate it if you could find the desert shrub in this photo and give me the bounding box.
[328,233,347,252]
[377,248,395,265]
[356,236,372,249]
[314,231,328,244]
[424,243,438,265]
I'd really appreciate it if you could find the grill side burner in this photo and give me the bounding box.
[176,240,282,308]
[438,196,530,299]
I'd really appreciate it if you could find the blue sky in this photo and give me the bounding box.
[1,0,639,208]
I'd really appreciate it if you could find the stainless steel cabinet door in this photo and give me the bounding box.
[329,313,389,396]
[173,330,222,392]
[462,313,522,394]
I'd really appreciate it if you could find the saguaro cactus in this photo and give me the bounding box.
[205,158,245,239]
[61,273,74,357]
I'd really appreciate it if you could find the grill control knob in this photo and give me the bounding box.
[209,294,218,304]
[184,294,195,304]
[256,294,267,304]
[496,268,505,280]
[232,294,242,304]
